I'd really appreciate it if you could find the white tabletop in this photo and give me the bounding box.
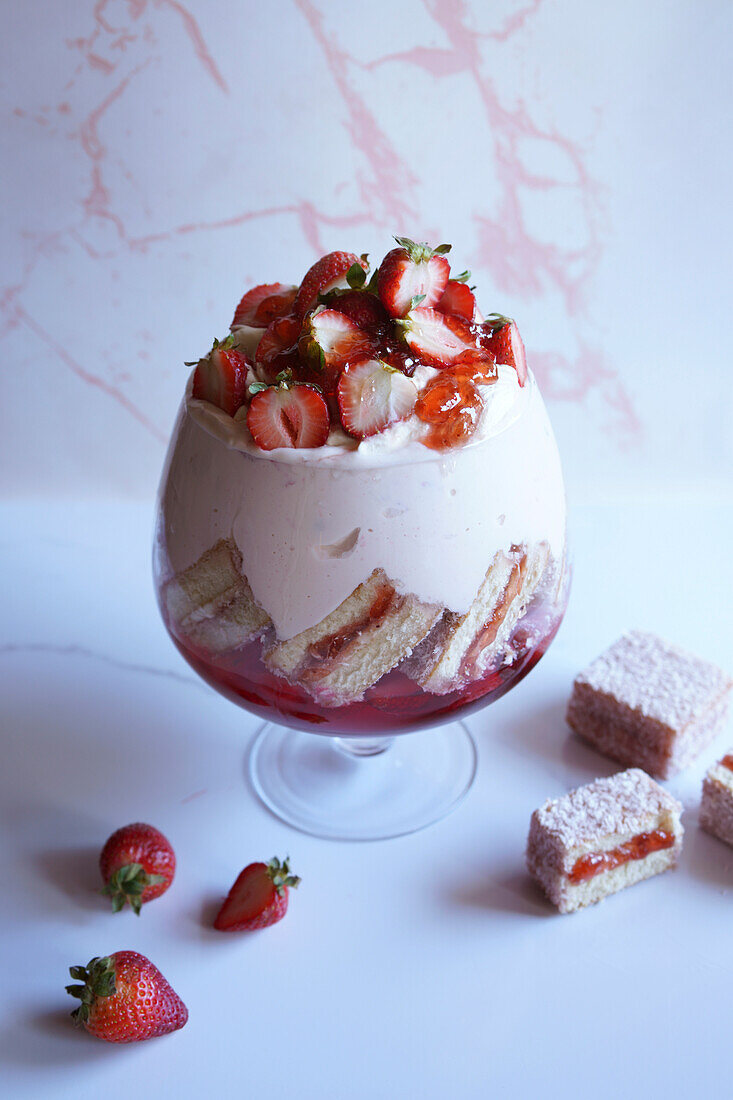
[2,496,732,1099]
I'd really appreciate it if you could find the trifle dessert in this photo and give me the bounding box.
[155,238,568,736]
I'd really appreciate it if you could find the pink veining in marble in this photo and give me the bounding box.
[294,0,420,231]
[13,303,166,442]
[3,0,644,460]
[157,0,229,94]
[357,0,637,440]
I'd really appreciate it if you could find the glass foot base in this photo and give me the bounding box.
[248,722,478,841]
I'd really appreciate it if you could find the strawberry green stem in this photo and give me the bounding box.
[101,863,165,915]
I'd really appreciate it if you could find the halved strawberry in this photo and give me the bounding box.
[214,857,301,932]
[299,308,373,372]
[321,289,389,333]
[399,307,476,369]
[294,252,367,318]
[437,279,476,322]
[337,357,418,439]
[191,337,249,416]
[479,315,528,386]
[378,237,451,318]
[254,314,302,382]
[232,283,297,329]
[246,381,329,450]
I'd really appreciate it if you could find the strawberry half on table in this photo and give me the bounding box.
[66,952,188,1043]
[214,856,301,932]
[99,822,175,915]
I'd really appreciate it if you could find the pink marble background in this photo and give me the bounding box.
[3,0,731,497]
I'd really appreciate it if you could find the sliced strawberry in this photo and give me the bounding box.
[322,289,390,333]
[378,237,451,318]
[337,358,418,439]
[299,308,373,373]
[295,251,367,318]
[479,315,528,386]
[399,307,476,369]
[231,283,297,329]
[191,337,249,416]
[437,279,476,322]
[254,314,302,382]
[214,857,301,932]
[247,382,329,450]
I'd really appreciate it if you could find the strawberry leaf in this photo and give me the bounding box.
[485,312,513,330]
[266,856,301,896]
[101,863,166,916]
[346,262,367,289]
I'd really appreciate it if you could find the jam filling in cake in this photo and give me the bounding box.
[567,828,676,885]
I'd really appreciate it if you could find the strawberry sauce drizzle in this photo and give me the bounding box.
[567,829,675,886]
[720,755,733,773]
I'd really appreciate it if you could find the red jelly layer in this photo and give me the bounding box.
[567,828,675,885]
[169,611,563,737]
[720,754,733,773]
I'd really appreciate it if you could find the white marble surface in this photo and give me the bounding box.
[1,496,732,1098]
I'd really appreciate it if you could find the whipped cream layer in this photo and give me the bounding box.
[159,371,566,640]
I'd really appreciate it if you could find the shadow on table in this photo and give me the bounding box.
[0,1008,131,1070]
[445,866,553,918]
[487,695,620,787]
[680,818,733,892]
[197,893,225,933]
[34,844,103,912]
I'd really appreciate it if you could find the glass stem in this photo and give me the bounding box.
[334,736,395,758]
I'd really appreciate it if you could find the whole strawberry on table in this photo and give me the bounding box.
[99,822,175,914]
[66,952,188,1043]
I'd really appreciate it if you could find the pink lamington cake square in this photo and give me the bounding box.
[566,631,732,779]
[526,768,684,914]
[700,752,733,847]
